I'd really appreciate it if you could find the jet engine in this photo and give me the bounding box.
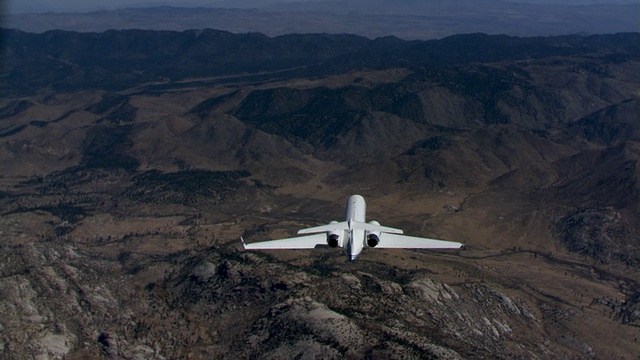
[366,220,380,247]
[327,232,340,247]
[327,221,340,247]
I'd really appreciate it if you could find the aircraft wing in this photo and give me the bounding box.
[241,233,328,250]
[376,233,463,249]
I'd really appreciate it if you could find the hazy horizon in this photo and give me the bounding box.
[6,0,638,14]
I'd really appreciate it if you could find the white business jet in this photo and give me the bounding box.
[241,194,463,262]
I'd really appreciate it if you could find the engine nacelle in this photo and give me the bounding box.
[327,232,340,248]
[367,233,380,248]
[366,220,381,247]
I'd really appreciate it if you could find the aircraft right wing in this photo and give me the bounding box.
[376,233,463,249]
[241,233,328,250]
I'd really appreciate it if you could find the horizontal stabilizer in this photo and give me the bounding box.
[297,221,349,235]
[298,220,403,235]
[376,233,463,249]
[350,220,403,234]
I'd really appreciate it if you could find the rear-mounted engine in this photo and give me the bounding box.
[367,234,379,247]
[327,233,339,247]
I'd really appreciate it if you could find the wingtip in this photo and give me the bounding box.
[240,237,247,249]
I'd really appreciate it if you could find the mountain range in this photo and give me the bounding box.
[6,0,639,39]
[1,29,639,358]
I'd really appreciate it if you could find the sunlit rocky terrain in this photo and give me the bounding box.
[1,29,639,358]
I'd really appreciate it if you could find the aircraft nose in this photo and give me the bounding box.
[349,255,358,262]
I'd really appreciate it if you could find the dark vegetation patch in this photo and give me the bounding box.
[0,100,31,119]
[29,120,48,128]
[190,91,239,120]
[173,159,190,170]
[3,29,638,96]
[86,93,128,114]
[103,101,137,124]
[615,292,640,326]
[8,202,88,224]
[405,136,453,155]
[555,208,640,266]
[22,166,129,195]
[1,29,370,94]
[51,110,79,123]
[52,223,74,237]
[81,125,139,172]
[232,84,428,145]
[241,224,270,240]
[232,62,573,144]
[123,169,250,205]
[562,99,640,146]
[0,125,27,138]
[233,87,357,144]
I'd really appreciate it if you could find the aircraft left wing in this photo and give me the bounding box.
[376,233,463,249]
[241,233,328,250]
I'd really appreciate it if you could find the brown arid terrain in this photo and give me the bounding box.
[1,30,640,358]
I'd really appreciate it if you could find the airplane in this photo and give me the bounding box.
[241,194,464,262]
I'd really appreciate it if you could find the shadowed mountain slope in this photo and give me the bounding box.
[2,29,638,95]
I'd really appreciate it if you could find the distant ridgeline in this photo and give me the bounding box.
[1,29,638,95]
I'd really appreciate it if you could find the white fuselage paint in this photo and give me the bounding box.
[345,194,366,261]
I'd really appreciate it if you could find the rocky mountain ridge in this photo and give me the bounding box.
[2,29,638,95]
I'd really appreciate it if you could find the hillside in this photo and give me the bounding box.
[1,30,639,358]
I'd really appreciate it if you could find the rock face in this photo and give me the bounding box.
[556,207,640,266]
[0,30,639,358]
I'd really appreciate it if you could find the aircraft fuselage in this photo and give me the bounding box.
[344,194,367,261]
[242,194,463,262]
